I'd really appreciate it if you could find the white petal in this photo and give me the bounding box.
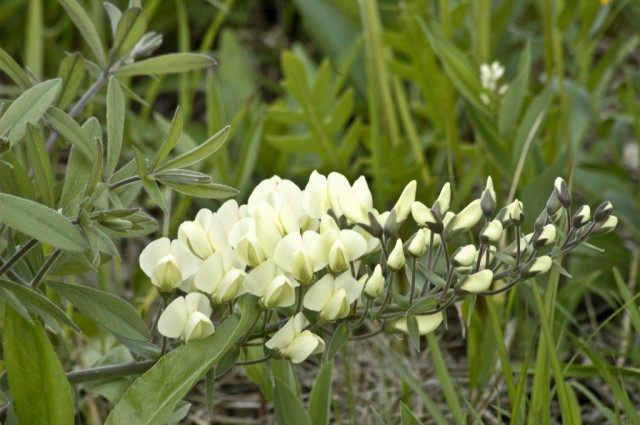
[182,311,215,342]
[303,274,335,311]
[283,330,322,363]
[193,251,224,294]
[228,217,256,248]
[327,172,350,216]
[273,232,303,274]
[352,176,373,211]
[170,239,201,279]
[333,270,362,303]
[243,259,277,297]
[139,238,170,277]
[338,230,367,261]
[158,296,188,338]
[303,171,329,219]
[184,292,212,316]
[265,313,302,350]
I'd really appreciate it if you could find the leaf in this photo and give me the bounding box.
[151,169,211,185]
[157,125,229,171]
[3,307,75,425]
[160,181,238,199]
[25,124,56,207]
[106,77,125,178]
[142,179,166,211]
[115,53,216,77]
[408,296,438,314]
[46,280,149,342]
[105,297,258,425]
[0,193,86,251]
[25,0,44,79]
[327,323,349,360]
[57,53,86,109]
[499,43,530,136]
[110,7,148,62]
[273,377,312,425]
[0,79,61,146]
[308,362,333,425]
[0,278,77,330]
[400,402,424,425]
[46,106,97,159]
[150,107,183,171]
[58,0,107,66]
[0,46,31,88]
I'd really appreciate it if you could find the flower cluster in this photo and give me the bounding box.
[139,173,617,363]
[480,61,508,105]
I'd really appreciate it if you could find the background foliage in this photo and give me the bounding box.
[0,0,638,423]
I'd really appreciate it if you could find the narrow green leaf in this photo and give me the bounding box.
[46,280,149,342]
[0,46,31,88]
[0,287,33,324]
[0,278,77,330]
[308,362,333,425]
[142,179,167,211]
[106,77,125,178]
[150,107,183,171]
[499,43,531,136]
[151,169,211,185]
[57,53,86,109]
[273,377,312,425]
[116,53,216,77]
[426,334,466,425]
[3,307,75,425]
[58,0,107,66]
[0,79,61,146]
[205,368,215,416]
[400,402,424,425]
[160,181,237,199]
[110,7,148,62]
[408,296,438,315]
[105,297,258,425]
[58,145,92,213]
[327,323,349,360]
[0,193,86,251]
[46,106,97,159]
[157,125,229,171]
[25,124,56,207]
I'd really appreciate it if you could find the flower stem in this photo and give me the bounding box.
[0,239,38,278]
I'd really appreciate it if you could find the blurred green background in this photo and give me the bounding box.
[1,0,639,423]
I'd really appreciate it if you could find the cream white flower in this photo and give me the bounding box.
[327,172,373,225]
[532,224,556,247]
[243,259,299,308]
[228,217,268,267]
[265,313,325,363]
[449,199,483,232]
[139,238,200,293]
[387,239,406,271]
[594,215,617,234]
[573,205,590,227]
[248,176,305,235]
[364,264,385,298]
[459,270,493,293]
[303,271,364,321]
[302,171,331,219]
[273,231,323,283]
[408,229,428,257]
[480,61,505,92]
[500,199,524,225]
[194,247,246,303]
[481,220,503,242]
[393,312,444,335]
[452,245,477,267]
[433,182,451,214]
[411,201,438,228]
[310,216,368,272]
[523,256,552,277]
[392,180,417,223]
[158,293,214,342]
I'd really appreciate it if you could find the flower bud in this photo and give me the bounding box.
[592,215,617,235]
[411,201,439,229]
[481,220,503,243]
[393,312,444,335]
[408,229,427,257]
[481,177,496,218]
[449,199,483,232]
[458,269,493,293]
[554,177,571,208]
[532,224,556,248]
[594,201,613,222]
[432,182,451,215]
[534,211,548,231]
[522,255,552,277]
[572,205,590,228]
[387,239,406,271]
[499,200,524,225]
[178,221,213,259]
[321,288,350,321]
[452,244,477,267]
[546,192,561,216]
[99,217,133,232]
[364,265,385,298]
[392,180,417,222]
[263,275,297,308]
[328,240,350,273]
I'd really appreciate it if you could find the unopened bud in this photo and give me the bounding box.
[452,244,477,267]
[387,239,406,271]
[522,255,552,277]
[592,215,617,235]
[449,199,483,232]
[481,177,496,218]
[554,177,571,208]
[411,201,441,232]
[594,201,613,222]
[534,211,548,231]
[572,205,590,228]
[364,265,385,298]
[532,224,556,248]
[408,229,428,257]
[481,220,503,243]
[458,270,493,293]
[432,182,451,215]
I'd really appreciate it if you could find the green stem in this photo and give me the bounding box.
[109,176,141,191]
[0,239,38,278]
[67,360,155,384]
[30,249,62,289]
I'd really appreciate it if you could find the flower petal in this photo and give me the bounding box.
[158,296,188,338]
[303,274,335,311]
[139,237,170,277]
